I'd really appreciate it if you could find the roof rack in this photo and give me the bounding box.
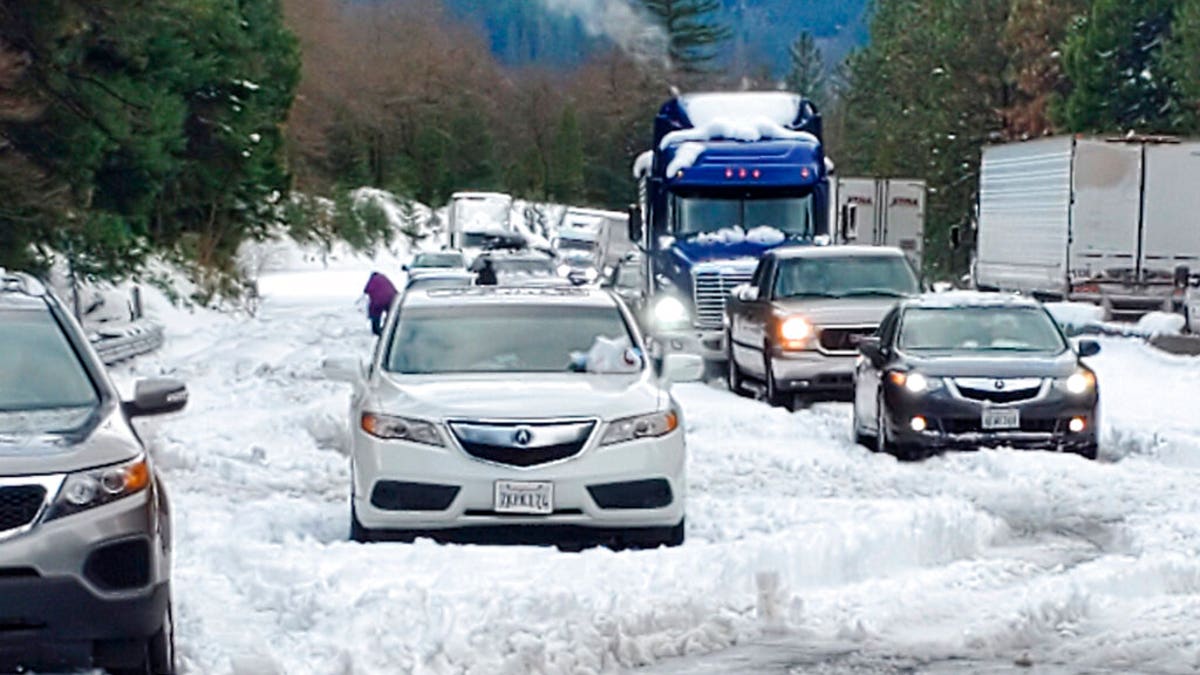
[0,269,48,297]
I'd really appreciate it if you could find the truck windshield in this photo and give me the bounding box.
[899,307,1067,353]
[674,195,814,237]
[386,305,637,374]
[454,198,510,231]
[774,256,920,299]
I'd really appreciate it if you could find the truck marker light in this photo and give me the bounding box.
[738,168,748,179]
[801,167,811,179]
[752,169,762,179]
[725,168,734,179]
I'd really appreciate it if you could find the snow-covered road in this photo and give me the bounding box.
[111,269,1200,674]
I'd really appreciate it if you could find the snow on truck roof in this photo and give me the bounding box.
[679,92,804,128]
[401,286,617,309]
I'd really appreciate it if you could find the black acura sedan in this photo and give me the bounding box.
[852,293,1101,460]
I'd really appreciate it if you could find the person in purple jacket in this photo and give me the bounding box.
[362,271,398,336]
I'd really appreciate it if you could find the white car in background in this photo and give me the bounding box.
[324,287,703,549]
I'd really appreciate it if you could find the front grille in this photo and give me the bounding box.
[957,388,1042,404]
[449,420,595,467]
[940,417,1059,434]
[0,486,45,533]
[818,326,877,354]
[693,269,753,329]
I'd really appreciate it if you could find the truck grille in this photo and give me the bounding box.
[818,326,877,354]
[449,420,595,468]
[0,486,46,533]
[693,270,753,329]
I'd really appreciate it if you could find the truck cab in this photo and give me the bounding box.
[631,92,830,362]
[448,192,514,264]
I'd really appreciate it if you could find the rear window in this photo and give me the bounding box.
[386,304,635,374]
[0,309,99,412]
[413,253,463,268]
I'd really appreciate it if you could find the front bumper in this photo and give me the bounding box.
[0,491,169,671]
[883,383,1098,453]
[770,349,857,397]
[352,427,687,532]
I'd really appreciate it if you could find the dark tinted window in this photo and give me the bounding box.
[386,304,633,374]
[899,307,1067,353]
[0,309,98,412]
[491,258,557,276]
[774,255,919,299]
[412,253,464,268]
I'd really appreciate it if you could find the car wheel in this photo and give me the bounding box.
[350,503,373,543]
[763,354,791,410]
[109,604,174,675]
[1074,443,1099,461]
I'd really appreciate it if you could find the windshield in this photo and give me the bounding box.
[674,195,814,237]
[460,232,496,248]
[899,307,1067,353]
[405,276,473,291]
[454,197,510,231]
[386,305,635,374]
[493,258,557,276]
[412,253,463,268]
[557,240,596,254]
[0,309,99,413]
[775,256,920,298]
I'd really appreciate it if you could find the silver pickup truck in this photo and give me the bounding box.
[724,245,921,408]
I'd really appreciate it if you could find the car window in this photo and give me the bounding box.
[413,253,463,268]
[0,309,99,413]
[878,307,901,345]
[386,304,637,374]
[898,306,1067,353]
[405,276,472,291]
[774,256,919,299]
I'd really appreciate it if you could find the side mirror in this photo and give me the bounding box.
[1077,339,1101,358]
[662,353,704,384]
[949,225,962,250]
[627,204,643,245]
[323,356,364,383]
[732,284,759,302]
[858,337,886,366]
[125,378,188,417]
[402,264,409,272]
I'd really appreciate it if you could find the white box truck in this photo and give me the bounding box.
[833,177,926,271]
[975,137,1200,320]
[447,192,515,262]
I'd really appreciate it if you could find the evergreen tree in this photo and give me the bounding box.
[785,32,828,110]
[640,0,732,74]
[1057,0,1180,134]
[1162,0,1200,132]
[1001,0,1090,139]
[548,104,585,203]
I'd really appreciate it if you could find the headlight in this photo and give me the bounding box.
[601,410,679,446]
[1064,369,1096,394]
[583,267,599,281]
[44,456,151,522]
[653,296,689,328]
[778,316,814,350]
[888,371,942,393]
[361,412,444,446]
[557,264,572,276]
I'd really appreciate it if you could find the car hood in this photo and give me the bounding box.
[0,406,142,476]
[904,350,1080,378]
[369,372,666,421]
[772,296,902,326]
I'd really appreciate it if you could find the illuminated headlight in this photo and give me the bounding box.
[45,456,151,522]
[1065,370,1096,394]
[582,267,599,281]
[653,296,689,327]
[889,371,942,393]
[601,410,679,446]
[780,316,812,341]
[361,412,444,446]
[557,264,572,276]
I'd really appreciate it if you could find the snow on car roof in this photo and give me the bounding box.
[906,291,1043,309]
[402,286,616,308]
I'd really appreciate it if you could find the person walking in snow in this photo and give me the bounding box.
[362,271,398,336]
[475,258,498,286]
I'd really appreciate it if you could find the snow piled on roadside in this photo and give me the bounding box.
[109,262,1200,675]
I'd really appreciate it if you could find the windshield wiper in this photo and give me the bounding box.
[835,289,911,298]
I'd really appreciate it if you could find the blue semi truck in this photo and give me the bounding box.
[628,91,831,362]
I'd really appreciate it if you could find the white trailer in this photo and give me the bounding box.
[975,137,1200,320]
[447,192,515,262]
[833,177,926,271]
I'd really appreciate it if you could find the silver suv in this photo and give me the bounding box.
[0,271,186,674]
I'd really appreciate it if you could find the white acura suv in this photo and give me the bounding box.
[325,287,703,548]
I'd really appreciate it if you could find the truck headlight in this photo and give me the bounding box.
[601,410,679,446]
[557,264,572,276]
[361,413,444,446]
[653,296,689,328]
[44,456,151,522]
[1064,369,1096,394]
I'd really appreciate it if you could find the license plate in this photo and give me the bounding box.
[494,481,553,515]
[982,408,1020,430]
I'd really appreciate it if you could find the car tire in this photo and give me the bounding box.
[350,503,374,543]
[763,353,791,410]
[109,604,175,675]
[1074,443,1099,461]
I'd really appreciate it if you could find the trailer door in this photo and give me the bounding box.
[836,178,879,244]
[881,179,925,270]
[1070,139,1142,282]
[1140,143,1200,279]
